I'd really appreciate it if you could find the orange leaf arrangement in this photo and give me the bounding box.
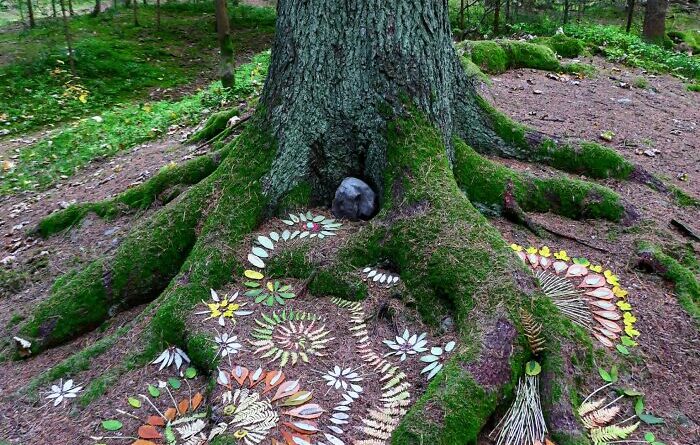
[510,244,639,352]
[215,365,326,445]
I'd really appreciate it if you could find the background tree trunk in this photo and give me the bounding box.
[52,0,57,17]
[68,0,74,15]
[563,0,570,24]
[493,0,501,34]
[626,0,635,33]
[26,0,35,27]
[92,0,101,16]
[59,0,75,75]
[156,0,161,30]
[642,0,668,43]
[214,0,234,88]
[132,0,139,26]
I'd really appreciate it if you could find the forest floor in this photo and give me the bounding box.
[0,52,698,444]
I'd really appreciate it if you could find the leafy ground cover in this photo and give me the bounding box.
[0,4,275,136]
[0,51,269,194]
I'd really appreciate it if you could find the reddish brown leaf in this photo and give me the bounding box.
[594,326,618,340]
[248,367,265,387]
[585,287,614,300]
[281,430,313,445]
[593,332,614,348]
[191,392,204,410]
[272,380,301,402]
[566,264,588,278]
[284,420,319,434]
[177,398,189,414]
[164,407,177,421]
[137,425,162,440]
[579,274,605,288]
[232,365,249,386]
[146,415,165,427]
[594,317,621,332]
[263,370,285,394]
[593,310,621,321]
[131,440,157,445]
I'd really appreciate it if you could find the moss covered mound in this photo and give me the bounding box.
[534,34,585,58]
[460,39,561,74]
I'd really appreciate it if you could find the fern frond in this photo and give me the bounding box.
[578,397,606,417]
[590,422,639,445]
[520,309,546,354]
[581,405,621,429]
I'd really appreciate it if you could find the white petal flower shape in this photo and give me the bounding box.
[214,330,243,358]
[321,365,363,395]
[151,346,191,373]
[383,330,428,361]
[46,378,82,407]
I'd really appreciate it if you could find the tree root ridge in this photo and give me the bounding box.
[36,147,229,238]
[17,123,276,354]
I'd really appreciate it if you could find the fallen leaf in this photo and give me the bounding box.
[138,425,162,440]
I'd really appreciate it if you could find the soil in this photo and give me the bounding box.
[0,55,698,445]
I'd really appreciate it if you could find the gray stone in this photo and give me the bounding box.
[332,177,377,221]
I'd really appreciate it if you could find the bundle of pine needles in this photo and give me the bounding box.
[489,375,548,445]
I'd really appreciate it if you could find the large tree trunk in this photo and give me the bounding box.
[642,0,668,43]
[215,0,234,88]
[19,1,656,443]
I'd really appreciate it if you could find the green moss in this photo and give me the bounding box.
[466,40,509,74]
[461,39,560,74]
[459,55,490,82]
[562,62,597,77]
[637,241,700,321]
[503,40,561,71]
[187,333,218,373]
[687,84,700,92]
[541,34,585,58]
[540,141,634,180]
[668,30,700,54]
[672,186,700,207]
[147,121,276,355]
[188,108,239,143]
[453,140,626,221]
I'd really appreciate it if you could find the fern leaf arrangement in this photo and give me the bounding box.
[590,422,640,444]
[521,309,546,355]
[536,270,592,329]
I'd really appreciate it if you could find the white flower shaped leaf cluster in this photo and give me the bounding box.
[322,365,363,394]
[383,329,428,361]
[420,341,456,380]
[215,331,243,358]
[46,379,82,406]
[152,345,191,372]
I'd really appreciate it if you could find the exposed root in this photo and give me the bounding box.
[35,147,230,237]
[452,139,637,224]
[18,122,276,354]
[636,241,700,321]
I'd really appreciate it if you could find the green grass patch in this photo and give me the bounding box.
[565,24,700,80]
[460,39,560,74]
[1,51,270,195]
[0,5,274,135]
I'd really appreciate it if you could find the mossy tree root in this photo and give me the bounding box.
[18,122,276,355]
[636,241,700,322]
[454,85,664,193]
[281,113,587,443]
[36,147,231,238]
[453,139,637,224]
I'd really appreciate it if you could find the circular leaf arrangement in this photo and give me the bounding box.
[511,244,639,352]
[244,271,296,306]
[248,310,333,367]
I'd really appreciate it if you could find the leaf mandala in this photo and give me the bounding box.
[520,309,546,355]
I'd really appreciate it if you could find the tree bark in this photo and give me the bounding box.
[132,0,139,26]
[563,0,570,25]
[91,0,101,16]
[215,0,234,88]
[493,0,501,34]
[52,0,57,17]
[626,0,635,33]
[156,0,161,30]
[68,0,74,15]
[642,0,668,43]
[26,0,35,27]
[59,0,76,75]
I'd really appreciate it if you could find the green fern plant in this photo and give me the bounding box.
[590,422,640,445]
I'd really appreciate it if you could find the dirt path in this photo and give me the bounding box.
[0,56,698,444]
